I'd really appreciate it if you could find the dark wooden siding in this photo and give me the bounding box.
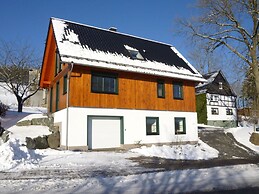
[68,65,196,112]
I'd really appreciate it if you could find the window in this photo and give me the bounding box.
[211,108,219,115]
[173,82,183,99]
[226,108,233,115]
[63,74,68,94]
[56,82,59,111]
[91,72,118,94]
[175,117,186,135]
[146,117,159,135]
[157,80,165,98]
[210,95,219,101]
[50,87,53,113]
[55,50,61,76]
[124,45,144,60]
[219,82,223,90]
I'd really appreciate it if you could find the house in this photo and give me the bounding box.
[39,18,205,150]
[25,69,47,107]
[196,70,237,128]
[0,68,46,107]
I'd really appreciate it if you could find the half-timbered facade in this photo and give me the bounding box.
[196,70,237,128]
[40,18,205,150]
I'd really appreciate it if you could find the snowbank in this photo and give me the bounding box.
[226,126,259,153]
[8,125,51,145]
[3,112,52,145]
[131,140,219,160]
[0,139,41,171]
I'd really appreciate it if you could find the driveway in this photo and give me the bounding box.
[198,128,257,159]
[130,127,259,171]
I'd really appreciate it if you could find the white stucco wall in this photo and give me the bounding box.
[53,109,67,146]
[54,107,198,149]
[207,105,237,121]
[206,93,237,122]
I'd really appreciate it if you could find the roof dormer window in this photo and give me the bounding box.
[124,45,144,60]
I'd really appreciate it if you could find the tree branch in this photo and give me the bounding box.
[192,27,251,65]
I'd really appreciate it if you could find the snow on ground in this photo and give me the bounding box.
[1,164,259,194]
[0,106,46,129]
[7,112,51,145]
[198,123,223,131]
[1,107,259,193]
[35,149,140,172]
[18,113,48,122]
[0,139,41,171]
[8,126,51,145]
[131,140,219,160]
[226,126,259,153]
[0,139,142,173]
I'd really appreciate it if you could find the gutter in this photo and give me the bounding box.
[66,61,74,150]
[59,54,207,83]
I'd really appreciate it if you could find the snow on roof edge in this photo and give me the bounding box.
[60,55,206,82]
[196,71,219,88]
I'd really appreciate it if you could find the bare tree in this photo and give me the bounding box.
[188,43,222,74]
[0,41,40,112]
[178,0,259,111]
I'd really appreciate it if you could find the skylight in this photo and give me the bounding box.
[124,45,144,60]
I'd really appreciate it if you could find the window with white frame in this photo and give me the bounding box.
[146,117,159,135]
[226,108,233,115]
[175,117,186,134]
[211,108,219,115]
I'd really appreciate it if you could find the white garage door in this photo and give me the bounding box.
[88,116,122,149]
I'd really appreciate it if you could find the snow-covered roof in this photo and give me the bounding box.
[196,71,219,89]
[196,70,236,96]
[51,18,205,82]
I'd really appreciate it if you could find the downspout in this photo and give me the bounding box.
[66,62,74,150]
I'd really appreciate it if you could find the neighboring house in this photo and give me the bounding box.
[39,18,205,150]
[0,68,29,106]
[25,69,47,107]
[0,69,46,107]
[196,70,237,128]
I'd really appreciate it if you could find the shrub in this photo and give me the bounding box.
[0,102,9,117]
[196,93,207,124]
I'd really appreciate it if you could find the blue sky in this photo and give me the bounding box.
[0,0,197,59]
